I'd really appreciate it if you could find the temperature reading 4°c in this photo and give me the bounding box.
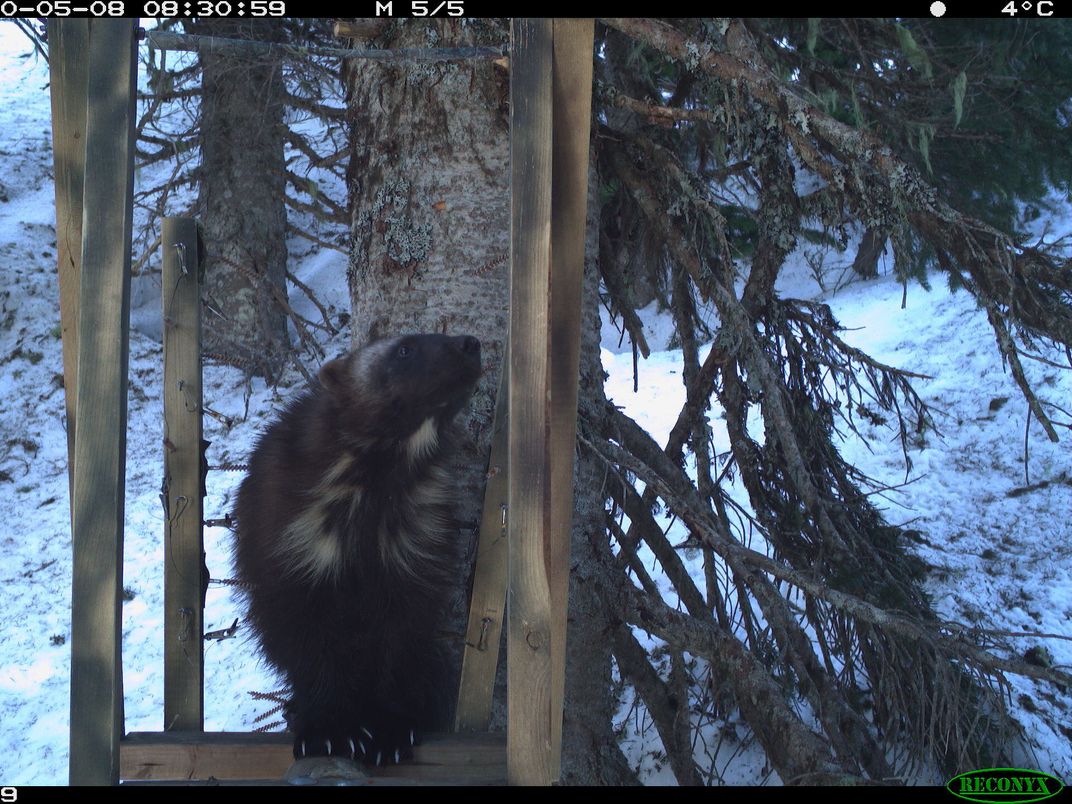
[1002,0,1054,14]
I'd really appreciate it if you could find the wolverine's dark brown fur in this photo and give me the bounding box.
[233,333,481,765]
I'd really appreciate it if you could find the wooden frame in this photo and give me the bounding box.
[54,17,594,786]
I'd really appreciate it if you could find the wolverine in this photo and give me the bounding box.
[233,333,481,765]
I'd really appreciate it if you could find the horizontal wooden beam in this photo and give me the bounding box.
[332,19,388,40]
[144,30,505,62]
[120,732,506,784]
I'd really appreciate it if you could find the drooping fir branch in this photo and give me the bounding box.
[585,176,1056,768]
[601,18,1072,441]
[614,140,874,575]
[597,232,652,361]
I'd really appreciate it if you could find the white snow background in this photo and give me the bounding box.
[1,22,1070,786]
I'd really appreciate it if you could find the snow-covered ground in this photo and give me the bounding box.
[1,23,1069,786]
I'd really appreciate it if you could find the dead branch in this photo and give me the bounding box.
[286,222,347,255]
[284,169,348,220]
[285,132,348,171]
[609,89,726,127]
[285,269,339,335]
[284,191,348,226]
[283,91,347,122]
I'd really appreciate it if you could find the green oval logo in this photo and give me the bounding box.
[947,768,1065,804]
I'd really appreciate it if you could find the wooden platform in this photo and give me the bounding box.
[120,731,506,785]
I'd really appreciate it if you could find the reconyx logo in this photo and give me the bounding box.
[947,768,1064,803]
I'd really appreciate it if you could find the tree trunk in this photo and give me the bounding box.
[192,19,290,380]
[343,18,508,703]
[343,19,634,783]
[851,227,887,279]
[561,178,639,785]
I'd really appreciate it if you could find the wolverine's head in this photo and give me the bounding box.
[318,334,482,443]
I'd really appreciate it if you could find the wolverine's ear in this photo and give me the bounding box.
[318,356,350,397]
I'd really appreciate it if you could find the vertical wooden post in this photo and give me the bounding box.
[69,19,138,787]
[547,19,594,781]
[162,218,204,731]
[48,19,89,507]
[507,18,594,784]
[507,17,554,787]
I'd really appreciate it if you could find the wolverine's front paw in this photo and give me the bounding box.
[291,723,419,766]
[292,727,363,761]
[352,722,419,767]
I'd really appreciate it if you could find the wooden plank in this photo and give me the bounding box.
[119,732,506,784]
[47,19,89,507]
[121,732,290,783]
[547,19,595,782]
[161,218,204,731]
[371,732,505,784]
[69,18,139,787]
[455,361,510,732]
[507,17,554,787]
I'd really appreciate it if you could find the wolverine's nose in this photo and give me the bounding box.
[459,335,480,356]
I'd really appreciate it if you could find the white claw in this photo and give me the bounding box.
[375,751,383,767]
[300,740,306,757]
[394,749,401,764]
[358,738,367,756]
[410,729,416,746]
[325,739,332,755]
[361,726,373,741]
[349,738,356,758]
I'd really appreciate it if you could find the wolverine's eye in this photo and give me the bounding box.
[397,344,410,358]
